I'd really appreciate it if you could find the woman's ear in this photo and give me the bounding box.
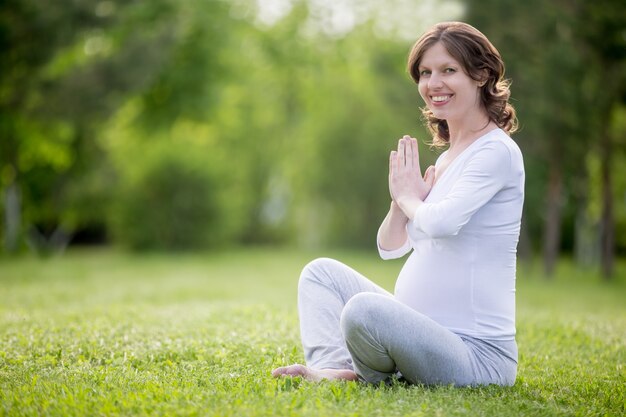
[477,69,489,87]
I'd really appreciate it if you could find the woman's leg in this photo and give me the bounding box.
[341,292,513,386]
[298,258,391,369]
[273,258,390,380]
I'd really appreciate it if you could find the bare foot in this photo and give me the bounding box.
[271,364,358,382]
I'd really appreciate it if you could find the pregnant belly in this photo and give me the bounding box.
[394,247,474,326]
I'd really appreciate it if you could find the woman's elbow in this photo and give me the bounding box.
[419,221,462,239]
[413,208,465,238]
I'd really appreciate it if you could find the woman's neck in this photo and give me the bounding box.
[447,114,496,153]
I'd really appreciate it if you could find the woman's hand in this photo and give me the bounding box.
[389,135,435,219]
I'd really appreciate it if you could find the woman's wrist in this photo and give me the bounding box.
[395,196,423,220]
[379,200,410,251]
[390,200,409,220]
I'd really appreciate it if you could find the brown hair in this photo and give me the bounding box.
[407,22,518,147]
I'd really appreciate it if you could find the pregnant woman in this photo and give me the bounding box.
[272,21,524,386]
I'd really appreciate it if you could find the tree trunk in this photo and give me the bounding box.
[574,205,599,267]
[599,129,614,279]
[543,163,563,277]
[3,179,21,252]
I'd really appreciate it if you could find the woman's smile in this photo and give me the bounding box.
[430,94,454,106]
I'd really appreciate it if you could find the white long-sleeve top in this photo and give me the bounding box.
[378,128,524,341]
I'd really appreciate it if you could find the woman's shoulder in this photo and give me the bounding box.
[464,129,524,177]
[479,129,523,162]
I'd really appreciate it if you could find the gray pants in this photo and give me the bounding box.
[298,258,518,386]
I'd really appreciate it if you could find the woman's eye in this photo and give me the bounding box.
[444,67,456,73]
[419,70,431,76]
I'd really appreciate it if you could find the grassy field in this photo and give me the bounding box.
[0,248,624,416]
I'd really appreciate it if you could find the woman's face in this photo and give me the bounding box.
[417,41,483,124]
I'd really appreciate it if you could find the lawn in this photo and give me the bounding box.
[0,248,624,416]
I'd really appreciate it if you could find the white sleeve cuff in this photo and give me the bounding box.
[377,230,412,260]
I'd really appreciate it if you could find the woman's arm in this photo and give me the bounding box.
[411,141,514,238]
[378,201,409,251]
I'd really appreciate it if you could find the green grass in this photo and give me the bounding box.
[1,248,624,416]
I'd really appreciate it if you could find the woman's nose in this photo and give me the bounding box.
[428,73,443,89]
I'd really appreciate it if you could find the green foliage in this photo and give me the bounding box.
[2,0,625,259]
[0,249,624,416]
[134,0,232,129]
[0,0,184,251]
[110,146,220,251]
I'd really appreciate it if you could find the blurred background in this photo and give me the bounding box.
[1,0,624,278]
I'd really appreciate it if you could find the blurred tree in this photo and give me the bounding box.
[0,0,177,253]
[103,0,281,249]
[0,0,98,251]
[572,0,626,278]
[109,142,222,250]
[8,0,621,260]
